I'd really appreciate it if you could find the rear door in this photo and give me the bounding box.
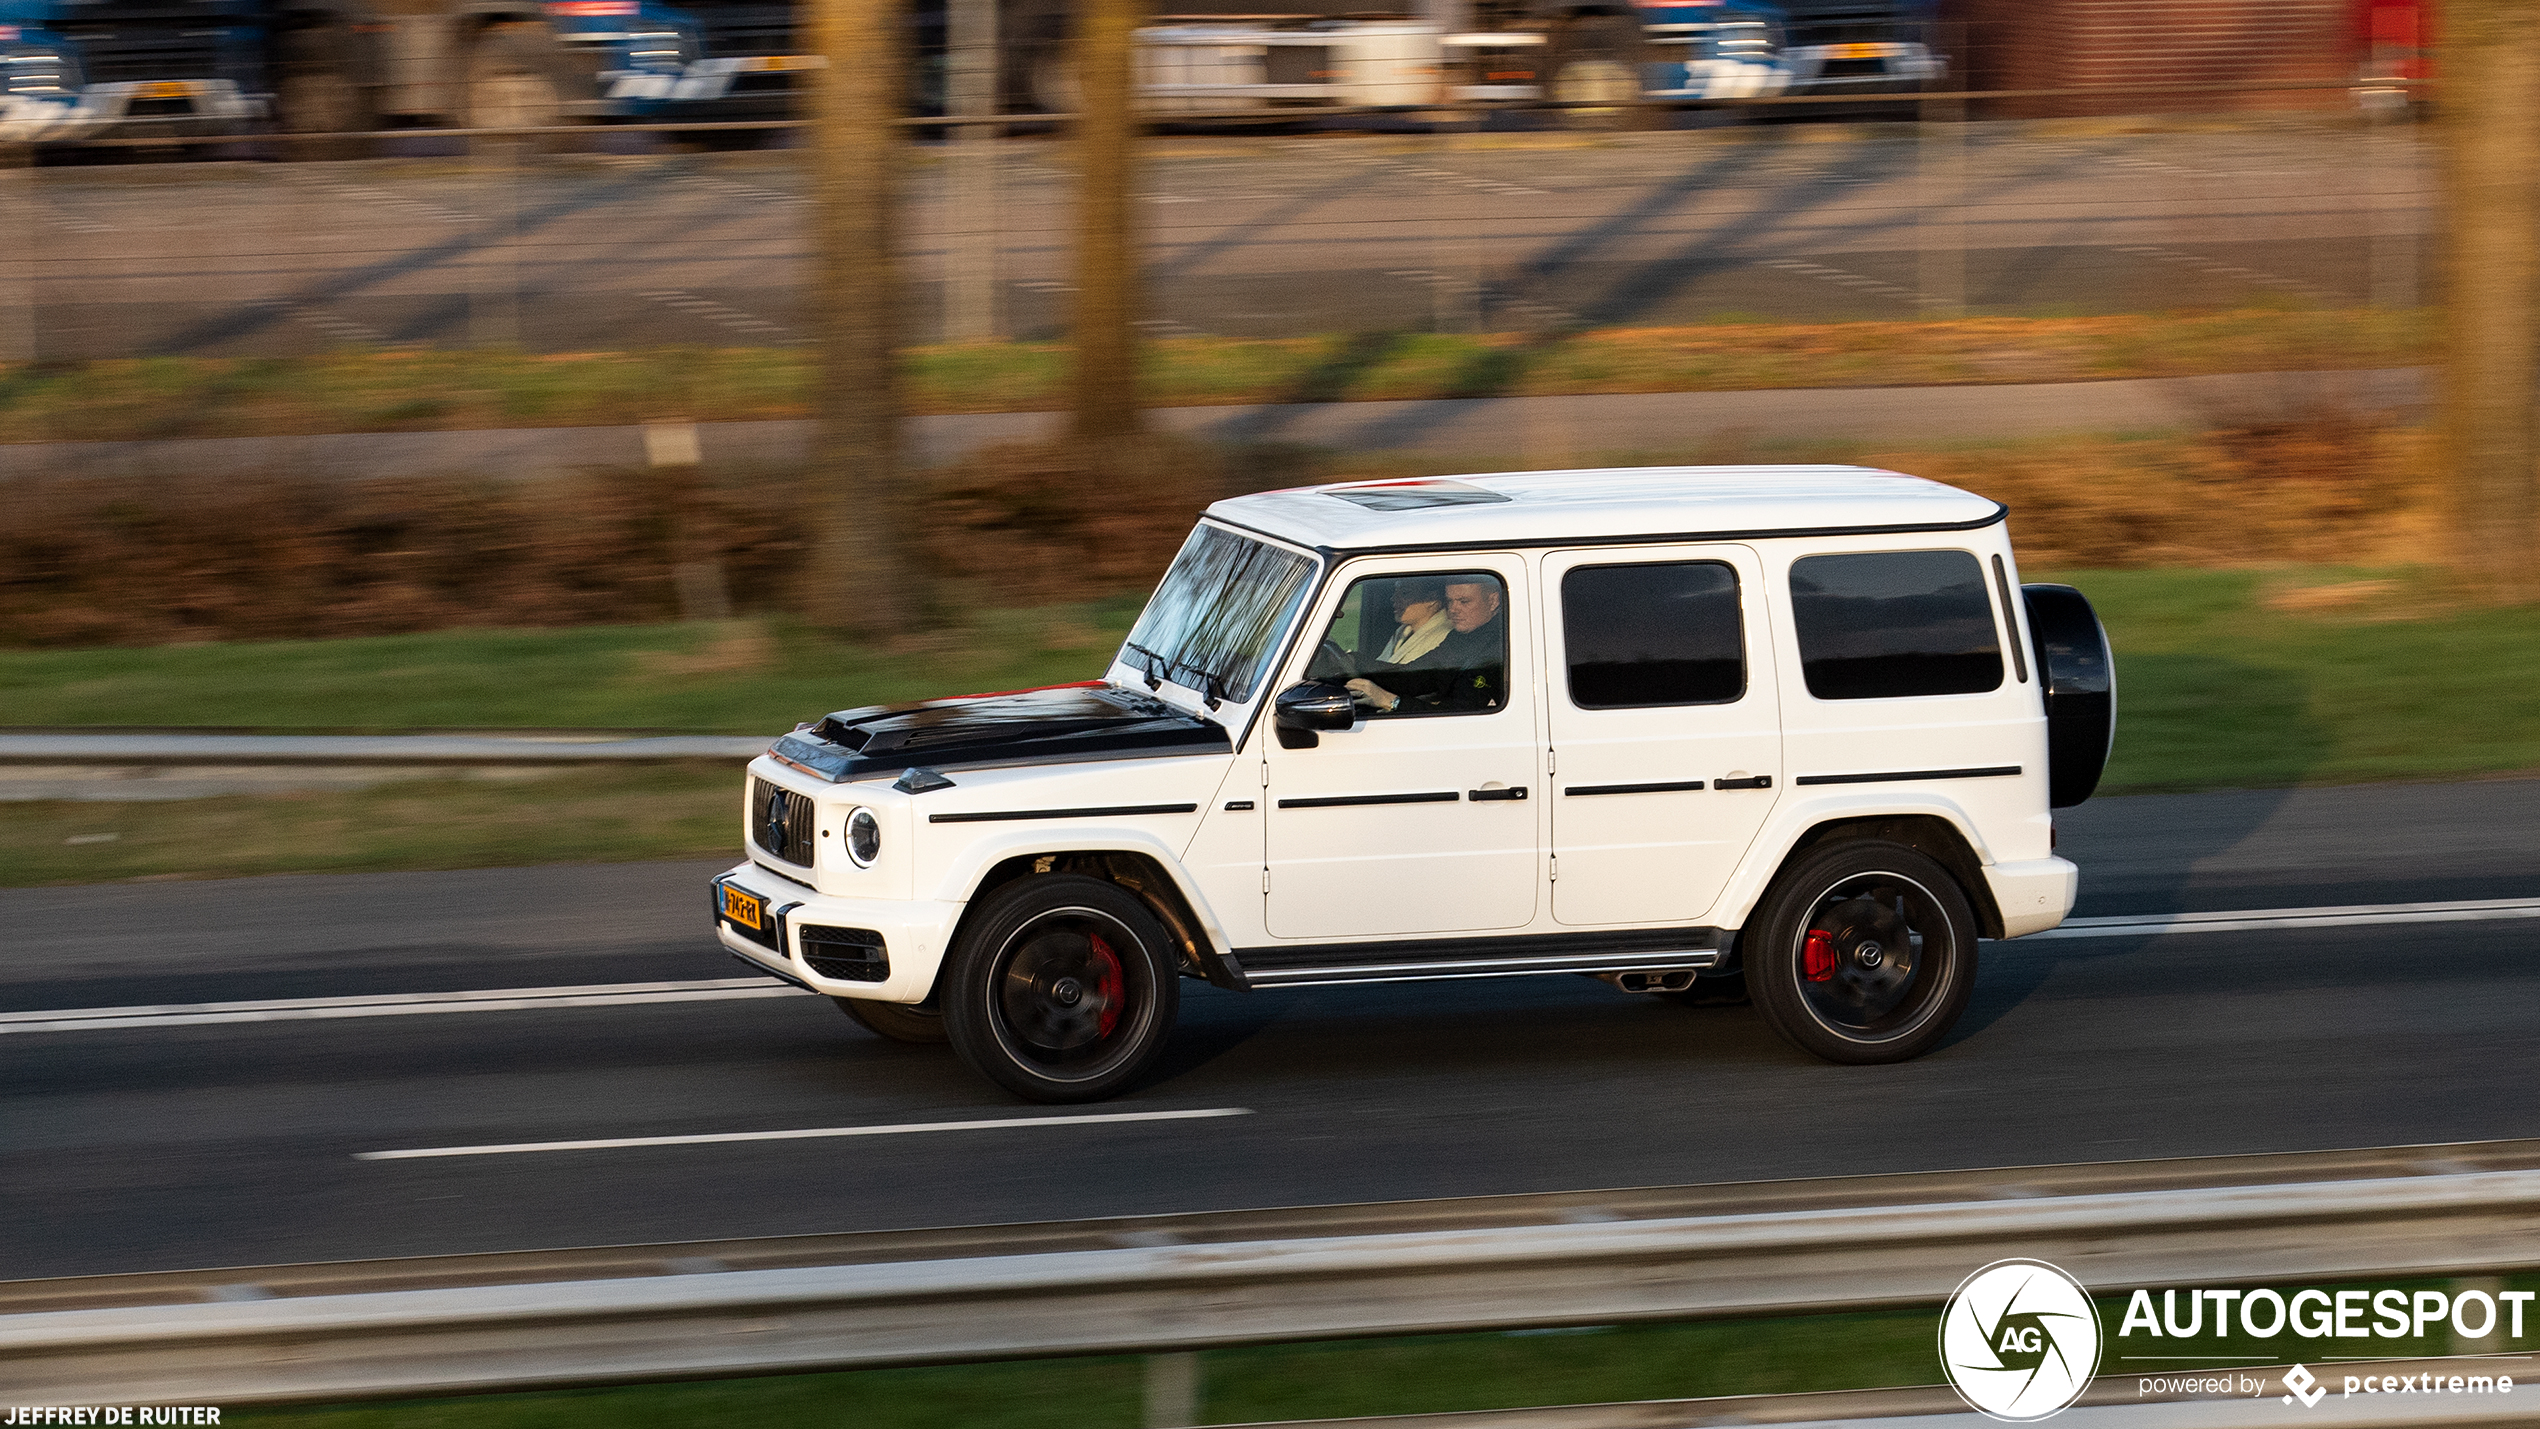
[1544,545,1782,927]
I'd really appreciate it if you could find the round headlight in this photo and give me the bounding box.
[846,807,881,867]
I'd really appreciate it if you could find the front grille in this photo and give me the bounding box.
[749,776,817,867]
[691,3,795,60]
[64,11,235,85]
[801,925,888,982]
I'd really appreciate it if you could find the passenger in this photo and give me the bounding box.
[1348,578,1506,714]
[1376,579,1452,665]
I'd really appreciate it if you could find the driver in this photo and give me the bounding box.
[1347,578,1505,715]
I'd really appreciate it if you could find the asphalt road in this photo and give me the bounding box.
[6,776,2535,1282]
[8,121,2432,357]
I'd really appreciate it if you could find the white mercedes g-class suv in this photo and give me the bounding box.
[714,466,2114,1102]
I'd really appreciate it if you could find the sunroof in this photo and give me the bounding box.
[1324,480,1512,511]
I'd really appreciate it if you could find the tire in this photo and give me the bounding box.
[835,995,949,1044]
[1547,12,1651,132]
[465,21,592,146]
[1745,840,1979,1064]
[1000,0,1070,115]
[274,28,377,161]
[941,875,1181,1103]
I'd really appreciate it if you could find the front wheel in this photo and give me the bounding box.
[1746,841,1978,1064]
[942,875,1180,1102]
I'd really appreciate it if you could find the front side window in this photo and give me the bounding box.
[1562,561,1745,708]
[1304,570,1509,716]
[1790,550,2003,700]
[1122,524,1317,704]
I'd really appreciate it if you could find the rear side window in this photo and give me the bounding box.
[1562,561,1745,707]
[1789,550,2003,700]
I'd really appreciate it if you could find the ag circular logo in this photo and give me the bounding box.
[1938,1258,2103,1421]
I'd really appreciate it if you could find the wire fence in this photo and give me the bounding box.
[0,78,2431,366]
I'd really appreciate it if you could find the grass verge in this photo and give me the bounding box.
[6,567,2534,886]
[0,308,2427,444]
[232,1310,1944,1429]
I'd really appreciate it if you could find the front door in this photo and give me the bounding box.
[1263,556,1539,940]
[1544,545,1782,926]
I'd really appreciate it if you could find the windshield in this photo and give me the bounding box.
[1121,524,1317,706]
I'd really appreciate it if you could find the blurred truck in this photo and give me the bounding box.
[1051,0,1802,115]
[0,0,705,142]
[1775,0,1942,102]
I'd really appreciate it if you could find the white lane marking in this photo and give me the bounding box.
[2028,897,2540,941]
[0,977,808,1033]
[357,1107,1255,1160]
[2111,243,2334,303]
[1757,256,1932,309]
[638,288,794,338]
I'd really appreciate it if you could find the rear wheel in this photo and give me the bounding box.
[274,28,377,160]
[1547,12,1650,131]
[465,21,593,147]
[835,995,948,1044]
[1747,840,1978,1063]
[943,875,1180,1103]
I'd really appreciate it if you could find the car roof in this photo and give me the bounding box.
[1204,465,2005,555]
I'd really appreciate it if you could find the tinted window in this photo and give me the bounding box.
[1790,551,2004,700]
[1306,571,1510,717]
[1562,562,1744,708]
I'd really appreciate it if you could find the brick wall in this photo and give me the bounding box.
[1942,0,2365,116]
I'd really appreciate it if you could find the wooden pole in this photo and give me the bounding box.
[804,0,922,635]
[2441,3,2540,603]
[1070,0,1143,441]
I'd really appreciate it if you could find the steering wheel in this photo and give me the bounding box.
[1304,638,1352,683]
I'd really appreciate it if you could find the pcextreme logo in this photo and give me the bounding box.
[1939,1259,2104,1422]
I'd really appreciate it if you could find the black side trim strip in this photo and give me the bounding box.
[1239,925,1723,975]
[1796,765,2023,786]
[1566,779,1706,797]
[1277,791,1460,809]
[929,802,1200,824]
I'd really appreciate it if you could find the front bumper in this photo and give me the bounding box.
[711,859,963,1004]
[1985,856,2080,939]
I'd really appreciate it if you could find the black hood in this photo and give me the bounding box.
[769,683,1233,783]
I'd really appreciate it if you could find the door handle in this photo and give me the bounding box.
[1714,775,1773,790]
[1469,786,1528,802]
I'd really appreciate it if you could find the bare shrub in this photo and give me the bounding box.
[921,434,1234,602]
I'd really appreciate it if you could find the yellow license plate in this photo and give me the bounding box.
[138,80,200,98]
[721,884,764,931]
[753,55,817,71]
[1821,42,1897,60]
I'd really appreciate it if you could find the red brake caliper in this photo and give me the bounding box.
[1087,932,1126,1037]
[1802,929,1837,982]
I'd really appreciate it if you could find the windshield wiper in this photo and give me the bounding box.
[1119,639,1169,691]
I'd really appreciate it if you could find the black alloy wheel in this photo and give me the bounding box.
[1747,840,1978,1064]
[943,875,1180,1103]
[834,995,948,1044]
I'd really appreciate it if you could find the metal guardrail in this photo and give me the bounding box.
[7,1139,2540,1405]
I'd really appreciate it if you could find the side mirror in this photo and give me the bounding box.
[1273,681,1356,748]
